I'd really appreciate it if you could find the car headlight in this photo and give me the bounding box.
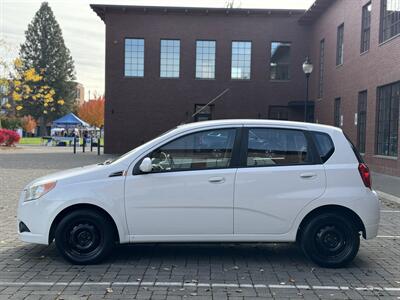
[24,181,57,202]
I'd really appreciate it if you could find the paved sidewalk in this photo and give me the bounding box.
[1,147,400,299]
[373,172,400,204]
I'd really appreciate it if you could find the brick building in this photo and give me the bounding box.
[91,0,400,176]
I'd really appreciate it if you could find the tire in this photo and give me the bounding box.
[300,213,360,268]
[54,209,115,264]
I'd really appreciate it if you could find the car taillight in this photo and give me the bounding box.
[358,163,371,189]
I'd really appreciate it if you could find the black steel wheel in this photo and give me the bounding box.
[300,213,360,268]
[55,209,115,264]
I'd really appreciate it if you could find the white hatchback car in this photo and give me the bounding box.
[18,120,380,267]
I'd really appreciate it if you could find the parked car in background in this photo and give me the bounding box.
[17,120,380,267]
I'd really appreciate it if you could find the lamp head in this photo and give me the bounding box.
[302,56,314,75]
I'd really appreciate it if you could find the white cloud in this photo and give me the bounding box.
[1,0,314,98]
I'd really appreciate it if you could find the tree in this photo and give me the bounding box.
[0,116,21,130]
[78,96,105,128]
[19,2,76,135]
[21,115,37,135]
[0,40,18,126]
[4,57,66,117]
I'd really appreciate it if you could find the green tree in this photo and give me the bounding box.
[19,2,76,135]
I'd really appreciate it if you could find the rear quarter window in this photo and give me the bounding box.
[344,134,365,163]
[312,132,335,163]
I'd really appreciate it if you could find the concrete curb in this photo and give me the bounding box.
[377,190,400,205]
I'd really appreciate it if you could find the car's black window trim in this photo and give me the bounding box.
[133,127,243,175]
[238,127,322,168]
[344,133,364,163]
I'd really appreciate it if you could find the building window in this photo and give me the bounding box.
[160,39,180,78]
[270,42,291,81]
[380,0,400,43]
[195,41,216,79]
[231,41,251,80]
[334,98,341,127]
[124,38,144,77]
[268,106,289,120]
[193,104,213,122]
[318,39,325,98]
[357,91,368,154]
[376,82,400,156]
[336,24,344,66]
[361,3,372,52]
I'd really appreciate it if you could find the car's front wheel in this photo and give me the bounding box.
[300,213,360,268]
[54,209,115,264]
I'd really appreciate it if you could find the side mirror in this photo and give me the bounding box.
[139,157,153,173]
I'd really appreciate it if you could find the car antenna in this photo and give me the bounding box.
[181,88,230,125]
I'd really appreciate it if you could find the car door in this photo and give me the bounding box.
[124,127,240,238]
[234,127,326,235]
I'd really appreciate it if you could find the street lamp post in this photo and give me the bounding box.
[302,56,314,122]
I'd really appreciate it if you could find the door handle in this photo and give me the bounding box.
[208,176,225,183]
[300,173,317,179]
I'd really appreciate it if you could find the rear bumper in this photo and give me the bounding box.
[363,190,380,240]
[364,223,379,239]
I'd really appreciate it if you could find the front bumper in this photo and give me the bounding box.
[18,231,48,244]
[17,193,52,245]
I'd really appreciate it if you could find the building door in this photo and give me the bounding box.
[268,106,289,120]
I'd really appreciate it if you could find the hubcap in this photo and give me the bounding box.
[67,222,101,255]
[315,225,346,255]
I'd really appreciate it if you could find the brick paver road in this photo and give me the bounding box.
[1,146,400,299]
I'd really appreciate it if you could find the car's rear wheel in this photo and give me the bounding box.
[300,213,360,268]
[54,209,115,264]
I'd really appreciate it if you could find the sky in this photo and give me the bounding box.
[0,0,314,99]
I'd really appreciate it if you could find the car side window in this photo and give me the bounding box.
[246,128,312,167]
[312,132,335,163]
[148,128,236,172]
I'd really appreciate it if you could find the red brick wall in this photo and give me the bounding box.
[103,10,310,154]
[101,3,400,177]
[308,0,400,175]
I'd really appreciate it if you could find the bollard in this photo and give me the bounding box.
[73,137,76,154]
[97,138,100,155]
[90,137,93,152]
[83,138,86,153]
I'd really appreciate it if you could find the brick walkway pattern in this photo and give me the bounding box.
[1,146,400,299]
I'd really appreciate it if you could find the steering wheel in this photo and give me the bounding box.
[159,151,174,170]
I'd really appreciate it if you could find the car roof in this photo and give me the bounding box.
[177,119,342,133]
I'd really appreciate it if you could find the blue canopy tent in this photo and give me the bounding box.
[49,113,91,146]
[52,113,90,128]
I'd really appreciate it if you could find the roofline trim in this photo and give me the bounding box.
[90,4,306,22]
[298,0,336,24]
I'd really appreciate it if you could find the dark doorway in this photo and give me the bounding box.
[268,106,289,120]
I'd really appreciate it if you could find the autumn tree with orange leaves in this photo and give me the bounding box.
[21,115,37,135]
[78,96,105,128]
